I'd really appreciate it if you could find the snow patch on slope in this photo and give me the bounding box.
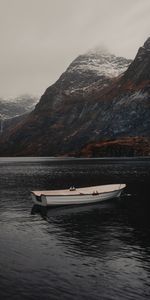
[68,49,131,78]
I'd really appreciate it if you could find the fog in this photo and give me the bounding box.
[0,0,149,98]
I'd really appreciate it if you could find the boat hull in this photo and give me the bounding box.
[31,186,125,207]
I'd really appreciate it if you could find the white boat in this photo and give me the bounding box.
[31,184,126,207]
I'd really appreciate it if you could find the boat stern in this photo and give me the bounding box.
[31,192,47,206]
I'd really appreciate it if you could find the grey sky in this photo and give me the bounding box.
[0,0,149,98]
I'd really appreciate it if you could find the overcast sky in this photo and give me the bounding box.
[0,0,149,98]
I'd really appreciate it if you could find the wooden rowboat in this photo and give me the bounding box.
[31,184,126,207]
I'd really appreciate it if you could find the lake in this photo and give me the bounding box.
[0,157,150,300]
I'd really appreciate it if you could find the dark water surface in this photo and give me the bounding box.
[0,157,150,300]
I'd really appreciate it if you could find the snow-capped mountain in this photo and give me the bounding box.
[36,48,131,110]
[0,95,38,119]
[0,38,149,157]
[68,49,130,78]
[57,49,131,97]
[55,48,131,91]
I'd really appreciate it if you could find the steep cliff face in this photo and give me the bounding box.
[0,38,149,157]
[121,37,150,86]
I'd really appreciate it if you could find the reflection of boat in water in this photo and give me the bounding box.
[31,184,126,207]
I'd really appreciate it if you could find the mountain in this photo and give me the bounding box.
[36,49,131,111]
[0,38,150,157]
[0,95,38,135]
[0,95,38,119]
[121,37,150,86]
[78,37,150,156]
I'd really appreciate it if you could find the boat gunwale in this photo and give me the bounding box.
[31,186,125,198]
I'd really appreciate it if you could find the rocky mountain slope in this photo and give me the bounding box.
[36,49,131,111]
[78,37,150,156]
[0,38,149,157]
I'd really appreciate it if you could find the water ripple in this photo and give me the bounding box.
[0,157,150,299]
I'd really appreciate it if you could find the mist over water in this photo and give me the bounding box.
[0,157,150,300]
